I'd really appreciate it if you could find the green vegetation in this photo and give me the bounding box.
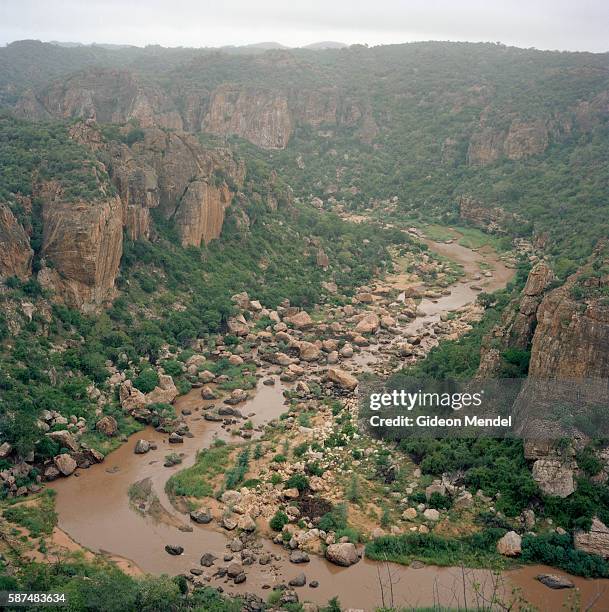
[269,510,289,531]
[2,490,57,537]
[165,445,231,499]
[365,530,507,568]
[224,447,250,490]
[521,532,609,578]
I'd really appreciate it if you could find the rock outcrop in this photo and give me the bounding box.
[108,128,244,247]
[574,517,609,559]
[458,196,514,233]
[478,262,554,378]
[37,183,123,308]
[467,118,549,166]
[204,85,293,149]
[0,204,33,279]
[16,68,183,130]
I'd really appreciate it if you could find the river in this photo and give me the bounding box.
[50,236,609,611]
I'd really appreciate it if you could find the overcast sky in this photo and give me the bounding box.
[1,0,608,52]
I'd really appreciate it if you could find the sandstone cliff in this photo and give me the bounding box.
[36,182,123,309]
[0,204,33,280]
[112,128,245,246]
[477,262,554,378]
[513,249,609,496]
[458,196,514,233]
[16,68,183,130]
[203,85,293,149]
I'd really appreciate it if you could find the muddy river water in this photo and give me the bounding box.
[51,237,609,611]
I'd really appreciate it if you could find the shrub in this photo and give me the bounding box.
[521,533,609,578]
[286,473,309,492]
[132,368,159,393]
[269,510,289,531]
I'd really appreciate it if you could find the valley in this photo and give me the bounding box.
[0,39,608,612]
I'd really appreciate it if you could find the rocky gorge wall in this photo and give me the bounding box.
[1,120,247,308]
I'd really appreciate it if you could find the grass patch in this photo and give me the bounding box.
[165,444,231,498]
[365,529,507,568]
[3,490,57,537]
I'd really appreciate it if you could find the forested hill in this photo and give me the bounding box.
[2,40,608,271]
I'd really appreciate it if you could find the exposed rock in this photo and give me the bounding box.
[146,374,178,405]
[204,85,293,149]
[574,517,609,559]
[46,430,79,452]
[134,439,151,454]
[531,459,575,498]
[53,454,77,476]
[0,204,33,280]
[190,508,213,524]
[325,543,360,567]
[355,313,380,334]
[496,531,522,557]
[289,573,307,587]
[226,562,244,579]
[200,553,217,567]
[285,311,314,329]
[423,509,440,522]
[37,184,123,308]
[289,550,310,564]
[536,574,574,589]
[95,415,118,436]
[165,544,184,556]
[18,68,183,130]
[325,368,358,391]
[298,341,321,362]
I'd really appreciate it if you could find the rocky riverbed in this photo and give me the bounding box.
[48,233,609,611]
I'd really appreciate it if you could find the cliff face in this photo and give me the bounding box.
[477,262,554,378]
[0,118,248,308]
[37,182,123,309]
[16,68,183,130]
[513,253,609,497]
[0,204,33,280]
[528,271,609,379]
[458,195,514,233]
[203,85,293,149]
[114,128,245,246]
[467,118,550,166]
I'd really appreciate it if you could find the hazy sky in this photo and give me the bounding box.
[1,0,608,52]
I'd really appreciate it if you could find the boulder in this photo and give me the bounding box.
[531,459,575,498]
[0,442,12,459]
[134,439,151,454]
[325,543,360,567]
[289,573,307,587]
[95,415,118,436]
[190,508,213,524]
[201,385,216,400]
[299,341,321,362]
[423,509,440,521]
[146,374,178,405]
[227,562,244,578]
[238,515,257,532]
[355,313,380,334]
[402,508,417,520]
[574,517,609,559]
[496,531,522,556]
[46,430,79,452]
[53,453,77,476]
[285,311,313,329]
[326,368,358,391]
[536,574,575,589]
[200,553,217,567]
[221,490,242,506]
[165,544,184,555]
[289,550,310,564]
